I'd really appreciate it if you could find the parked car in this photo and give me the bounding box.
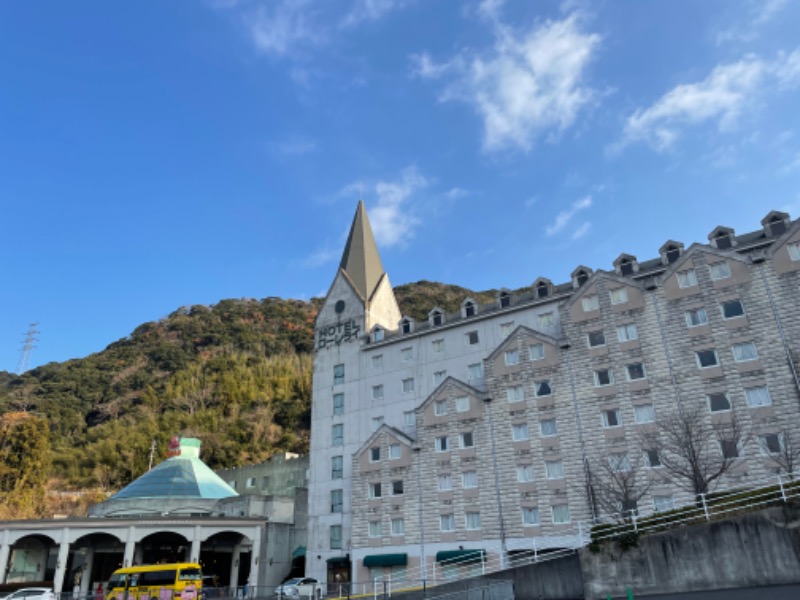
[3,589,55,600]
[273,578,320,598]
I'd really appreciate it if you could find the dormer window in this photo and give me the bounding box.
[536,282,549,298]
[761,211,790,237]
[769,215,786,236]
[577,272,588,286]
[666,246,680,263]
[620,261,633,276]
[614,254,638,277]
[430,309,444,327]
[571,266,592,289]
[660,241,684,265]
[400,318,414,334]
[372,327,384,342]
[499,292,511,308]
[464,301,476,317]
[715,231,731,249]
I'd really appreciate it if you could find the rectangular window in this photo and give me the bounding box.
[369,521,382,538]
[434,400,447,416]
[540,418,558,437]
[437,474,452,491]
[500,321,515,337]
[369,482,382,498]
[709,262,732,280]
[610,288,629,305]
[246,477,256,488]
[261,475,270,490]
[371,416,384,431]
[588,330,606,347]
[677,269,698,288]
[372,354,383,369]
[552,505,571,524]
[721,299,745,319]
[708,393,731,412]
[372,385,384,400]
[330,525,342,549]
[434,370,447,386]
[391,518,405,536]
[465,512,481,530]
[594,369,613,386]
[402,378,415,393]
[745,386,772,407]
[333,364,345,385]
[331,489,343,513]
[602,409,621,428]
[332,424,344,446]
[512,423,530,441]
[760,433,783,455]
[459,431,474,448]
[644,449,661,468]
[392,480,404,495]
[626,363,646,380]
[529,343,545,360]
[582,295,600,311]
[789,242,800,261]
[545,461,564,479]
[432,339,445,353]
[522,507,540,525]
[229,480,237,490]
[721,439,740,459]
[696,349,719,368]
[538,312,555,327]
[685,307,709,327]
[504,349,520,366]
[331,455,343,479]
[653,495,674,512]
[435,436,449,452]
[507,385,524,403]
[333,393,344,416]
[370,446,380,462]
[617,324,638,342]
[732,342,758,362]
[535,380,552,396]
[389,444,401,460]
[373,328,384,342]
[516,465,535,483]
[466,331,480,345]
[440,514,455,532]
[455,396,470,412]
[609,453,631,472]
[404,411,415,427]
[634,404,655,423]
[401,347,413,361]
[462,471,478,488]
[468,363,483,384]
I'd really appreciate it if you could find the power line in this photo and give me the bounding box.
[17,323,40,374]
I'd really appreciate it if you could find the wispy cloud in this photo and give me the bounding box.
[414,13,601,152]
[546,196,592,236]
[571,221,591,240]
[614,49,800,153]
[779,152,800,175]
[368,166,429,247]
[715,0,789,45]
[303,246,340,268]
[340,0,408,29]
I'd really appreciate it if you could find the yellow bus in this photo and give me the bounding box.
[106,563,203,600]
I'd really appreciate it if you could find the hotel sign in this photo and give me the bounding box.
[317,319,361,349]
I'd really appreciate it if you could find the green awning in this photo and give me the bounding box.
[292,546,306,559]
[326,556,350,565]
[363,553,408,568]
[435,549,485,564]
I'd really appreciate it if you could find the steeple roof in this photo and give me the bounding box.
[339,201,385,301]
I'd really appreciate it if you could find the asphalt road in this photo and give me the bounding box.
[622,584,800,599]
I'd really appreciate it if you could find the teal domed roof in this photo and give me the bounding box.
[111,438,238,500]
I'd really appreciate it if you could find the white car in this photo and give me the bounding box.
[3,589,55,600]
[273,578,321,599]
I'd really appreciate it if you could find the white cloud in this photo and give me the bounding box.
[716,0,789,45]
[416,13,600,152]
[247,0,325,56]
[525,196,538,209]
[303,246,339,268]
[340,0,406,28]
[616,50,800,153]
[779,153,800,175]
[368,167,429,247]
[546,196,592,236]
[571,221,591,240]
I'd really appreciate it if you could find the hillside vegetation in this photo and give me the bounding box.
[0,281,498,513]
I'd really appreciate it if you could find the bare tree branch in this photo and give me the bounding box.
[590,451,652,522]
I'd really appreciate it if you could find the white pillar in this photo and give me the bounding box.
[249,528,261,589]
[229,545,241,589]
[134,546,144,567]
[190,527,202,563]
[80,548,94,595]
[0,529,10,584]
[53,529,71,594]
[123,527,136,568]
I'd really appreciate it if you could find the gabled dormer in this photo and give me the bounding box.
[571,266,593,289]
[497,289,512,309]
[532,277,553,299]
[762,210,790,237]
[660,243,751,299]
[354,424,415,473]
[419,376,486,427]
[488,325,560,375]
[429,307,445,327]
[659,240,684,265]
[461,298,478,318]
[370,324,385,343]
[708,226,736,250]
[399,316,415,335]
[613,253,638,276]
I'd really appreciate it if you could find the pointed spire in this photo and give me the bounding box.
[340,201,386,300]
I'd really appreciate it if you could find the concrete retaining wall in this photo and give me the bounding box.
[485,553,584,600]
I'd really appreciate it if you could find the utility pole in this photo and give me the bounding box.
[17,323,40,374]
[148,438,157,470]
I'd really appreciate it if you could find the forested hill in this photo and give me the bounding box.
[0,281,499,510]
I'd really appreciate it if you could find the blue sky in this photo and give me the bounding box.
[1,0,799,371]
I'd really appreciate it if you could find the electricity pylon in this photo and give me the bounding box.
[17,323,40,374]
